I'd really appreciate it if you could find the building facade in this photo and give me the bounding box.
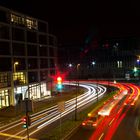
[60,37,140,80]
[0,6,57,109]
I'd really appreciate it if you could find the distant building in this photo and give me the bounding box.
[0,6,57,109]
[60,37,140,80]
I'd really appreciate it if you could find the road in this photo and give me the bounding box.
[0,82,107,140]
[112,93,140,140]
[68,83,140,140]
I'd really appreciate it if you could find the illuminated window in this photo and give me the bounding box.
[117,61,123,68]
[13,72,26,85]
[0,89,9,109]
[11,14,25,25]
[26,19,32,29]
[41,83,47,96]
[11,13,38,30]
[26,18,38,29]
[0,73,10,88]
[28,84,40,99]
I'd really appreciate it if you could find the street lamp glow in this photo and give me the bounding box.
[77,64,80,69]
[134,67,137,72]
[68,63,73,67]
[92,61,96,65]
[14,62,19,65]
[14,61,19,73]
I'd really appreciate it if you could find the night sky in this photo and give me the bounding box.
[0,0,140,47]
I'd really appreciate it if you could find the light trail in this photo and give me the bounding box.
[0,82,106,139]
[89,82,140,140]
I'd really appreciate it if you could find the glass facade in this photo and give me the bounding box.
[40,58,48,68]
[0,58,11,71]
[0,6,57,109]
[38,21,47,32]
[0,73,11,88]
[40,70,48,81]
[12,27,25,41]
[27,31,37,43]
[26,18,38,29]
[28,72,38,83]
[12,43,25,56]
[39,34,47,44]
[39,45,48,56]
[27,44,38,56]
[28,58,38,69]
[0,10,8,23]
[13,72,26,86]
[0,24,9,39]
[0,89,10,109]
[0,41,10,55]
[28,84,40,99]
[13,58,26,70]
[49,47,55,57]
[11,13,38,29]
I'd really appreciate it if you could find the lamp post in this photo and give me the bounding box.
[14,61,19,73]
[68,63,73,89]
[13,61,19,86]
[75,64,80,121]
[13,61,19,115]
[13,61,19,90]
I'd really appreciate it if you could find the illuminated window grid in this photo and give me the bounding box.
[11,13,38,29]
[0,89,9,108]
[13,72,26,84]
[0,73,9,83]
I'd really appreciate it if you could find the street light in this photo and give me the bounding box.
[13,61,19,84]
[13,61,19,115]
[68,63,73,68]
[14,61,19,73]
[13,61,19,86]
[92,61,96,66]
[75,64,80,121]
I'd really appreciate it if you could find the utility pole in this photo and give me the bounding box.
[96,77,98,103]
[25,98,30,140]
[75,64,80,121]
[75,81,78,121]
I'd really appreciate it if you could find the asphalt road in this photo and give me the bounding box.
[68,96,126,140]
[112,97,140,140]
[68,84,140,140]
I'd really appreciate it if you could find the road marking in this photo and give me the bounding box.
[0,132,37,140]
[98,133,104,140]
[109,118,115,126]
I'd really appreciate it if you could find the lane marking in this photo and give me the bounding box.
[109,118,115,126]
[0,132,37,140]
[98,133,104,140]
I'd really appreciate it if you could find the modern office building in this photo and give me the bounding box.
[0,6,57,109]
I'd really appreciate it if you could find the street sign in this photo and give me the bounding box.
[58,101,65,113]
